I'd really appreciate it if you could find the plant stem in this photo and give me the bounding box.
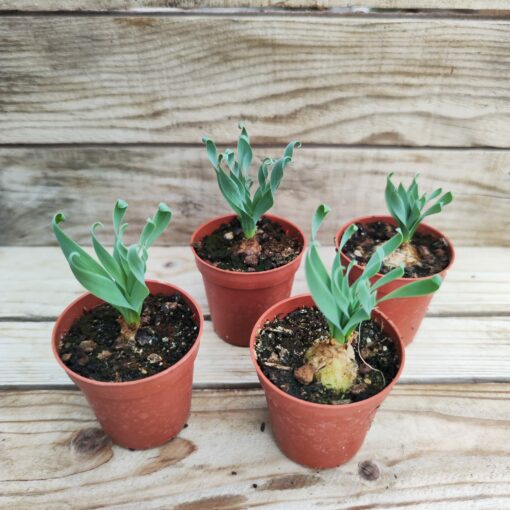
[121,309,141,328]
[330,324,347,344]
[239,215,257,239]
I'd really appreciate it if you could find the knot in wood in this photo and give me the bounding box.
[358,460,380,481]
[71,427,111,456]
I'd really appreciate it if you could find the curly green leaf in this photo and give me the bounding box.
[305,204,443,344]
[202,124,300,239]
[52,201,172,326]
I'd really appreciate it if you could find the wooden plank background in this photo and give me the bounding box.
[1,244,509,508]
[1,385,509,509]
[3,313,510,387]
[1,16,510,147]
[2,246,509,387]
[2,246,509,320]
[1,9,510,248]
[1,147,508,246]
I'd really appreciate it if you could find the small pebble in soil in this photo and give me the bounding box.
[97,350,111,360]
[147,353,163,364]
[136,329,156,346]
[79,340,97,353]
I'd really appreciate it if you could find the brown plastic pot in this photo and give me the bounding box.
[250,294,405,469]
[52,279,203,450]
[336,215,455,346]
[191,214,306,347]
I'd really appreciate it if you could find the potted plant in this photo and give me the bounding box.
[191,124,306,347]
[337,173,455,345]
[51,200,204,449]
[250,205,442,468]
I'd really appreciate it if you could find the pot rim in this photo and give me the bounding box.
[51,279,204,388]
[190,213,307,277]
[249,293,405,411]
[336,215,456,281]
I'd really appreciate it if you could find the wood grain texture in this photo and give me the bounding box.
[0,386,508,509]
[1,16,510,146]
[1,246,509,387]
[2,246,509,319]
[2,1,510,11]
[1,147,509,246]
[2,314,510,387]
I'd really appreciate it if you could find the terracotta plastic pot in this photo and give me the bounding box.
[52,280,203,450]
[191,214,306,347]
[250,294,404,468]
[336,216,455,346]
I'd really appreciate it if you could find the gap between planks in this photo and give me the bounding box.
[1,11,510,20]
[2,1,510,16]
[4,143,510,150]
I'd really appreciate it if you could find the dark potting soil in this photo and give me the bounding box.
[193,217,302,272]
[342,221,451,278]
[255,307,400,405]
[59,294,199,382]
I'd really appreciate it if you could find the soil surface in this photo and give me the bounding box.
[194,217,302,272]
[59,294,199,382]
[342,220,451,278]
[255,306,400,405]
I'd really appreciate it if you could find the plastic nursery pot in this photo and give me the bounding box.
[190,213,306,347]
[336,215,455,347]
[52,279,203,450]
[250,294,405,469]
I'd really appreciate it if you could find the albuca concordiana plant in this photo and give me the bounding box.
[52,200,172,327]
[298,204,442,392]
[385,173,453,245]
[202,124,301,239]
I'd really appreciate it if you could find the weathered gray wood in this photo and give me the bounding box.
[2,1,510,11]
[1,246,509,387]
[2,246,509,319]
[0,386,508,509]
[1,147,508,246]
[1,16,510,146]
[2,315,510,387]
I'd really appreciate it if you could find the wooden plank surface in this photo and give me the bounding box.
[2,246,509,319]
[0,385,508,509]
[1,246,509,387]
[2,1,510,12]
[1,17,510,146]
[1,147,509,247]
[2,315,510,387]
